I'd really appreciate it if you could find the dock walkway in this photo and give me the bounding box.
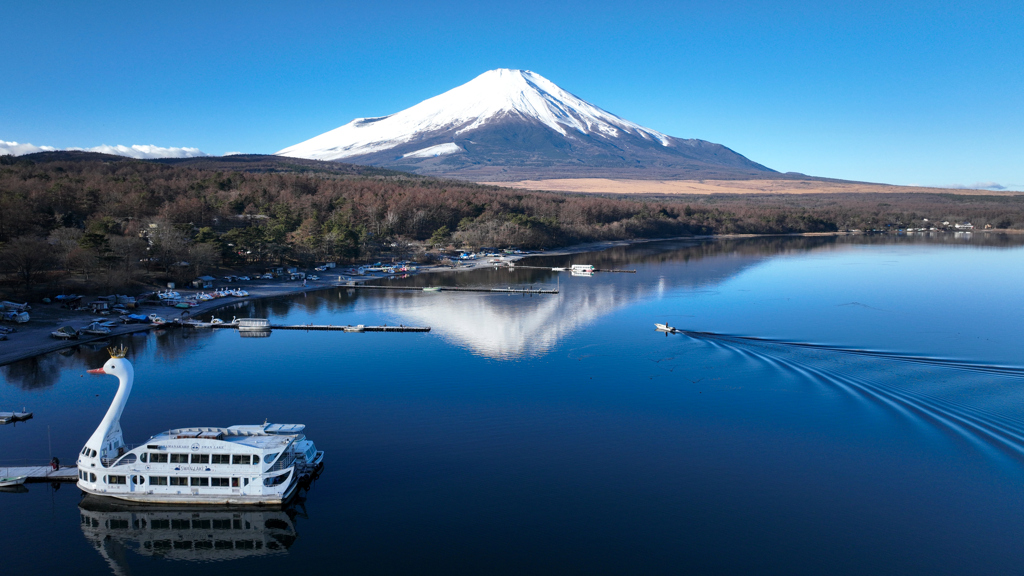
[345,285,558,294]
[205,324,431,332]
[0,411,33,424]
[2,465,79,483]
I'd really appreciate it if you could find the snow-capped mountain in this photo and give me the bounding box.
[277,69,773,180]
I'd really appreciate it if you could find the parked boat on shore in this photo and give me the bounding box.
[52,326,79,339]
[81,322,113,336]
[76,347,323,505]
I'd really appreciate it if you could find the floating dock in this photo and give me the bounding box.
[0,411,32,424]
[204,323,430,333]
[273,324,430,332]
[344,285,558,294]
[508,265,636,273]
[1,465,79,483]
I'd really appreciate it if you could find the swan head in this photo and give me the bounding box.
[87,350,134,380]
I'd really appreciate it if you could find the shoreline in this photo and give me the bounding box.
[1,228,1014,368]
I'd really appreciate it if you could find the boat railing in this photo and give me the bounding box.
[100,445,141,468]
[268,454,297,473]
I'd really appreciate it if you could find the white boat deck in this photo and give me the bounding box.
[149,425,297,451]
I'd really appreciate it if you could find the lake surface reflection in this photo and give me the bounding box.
[3,234,1024,575]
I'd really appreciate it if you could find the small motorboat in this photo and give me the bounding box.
[80,322,113,336]
[0,475,28,487]
[422,287,442,292]
[232,289,249,297]
[343,324,365,332]
[655,323,678,333]
[551,267,566,271]
[148,314,167,326]
[51,326,79,339]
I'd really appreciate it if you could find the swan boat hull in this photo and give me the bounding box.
[77,423,323,507]
[76,349,324,507]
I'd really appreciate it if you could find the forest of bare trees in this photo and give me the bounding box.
[1,153,1022,295]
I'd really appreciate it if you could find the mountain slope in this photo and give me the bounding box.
[277,69,775,181]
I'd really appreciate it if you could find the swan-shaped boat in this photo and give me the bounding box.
[76,346,324,506]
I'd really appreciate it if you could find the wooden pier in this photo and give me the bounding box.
[345,285,558,294]
[205,323,430,332]
[1,465,79,483]
[274,324,430,332]
[506,265,636,273]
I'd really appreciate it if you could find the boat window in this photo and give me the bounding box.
[105,475,127,485]
[169,454,189,463]
[150,476,169,485]
[192,519,212,530]
[171,519,190,530]
[150,453,169,463]
[140,453,147,463]
[232,477,239,487]
[211,477,230,487]
[150,519,170,530]
[190,477,209,487]
[264,453,279,464]
[232,455,251,465]
[211,454,230,464]
[90,473,97,482]
[252,455,260,464]
[169,477,187,486]
[191,454,209,464]
[244,478,249,486]
[131,475,145,484]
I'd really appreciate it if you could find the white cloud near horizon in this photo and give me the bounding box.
[0,140,207,159]
[945,181,1022,192]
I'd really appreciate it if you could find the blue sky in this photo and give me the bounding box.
[2,1,1021,189]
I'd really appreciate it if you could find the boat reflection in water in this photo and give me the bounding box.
[79,499,299,574]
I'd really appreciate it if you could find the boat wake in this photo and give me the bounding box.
[679,330,1024,462]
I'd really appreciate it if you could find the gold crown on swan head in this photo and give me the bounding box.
[107,345,128,359]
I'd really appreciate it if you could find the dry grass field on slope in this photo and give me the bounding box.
[484,178,1020,196]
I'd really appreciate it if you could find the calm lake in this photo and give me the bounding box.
[3,234,1024,575]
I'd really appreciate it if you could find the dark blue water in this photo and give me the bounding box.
[3,235,1023,574]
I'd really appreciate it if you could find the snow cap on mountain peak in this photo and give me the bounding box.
[277,68,671,161]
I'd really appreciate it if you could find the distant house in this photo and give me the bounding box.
[89,300,110,313]
[192,275,216,289]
